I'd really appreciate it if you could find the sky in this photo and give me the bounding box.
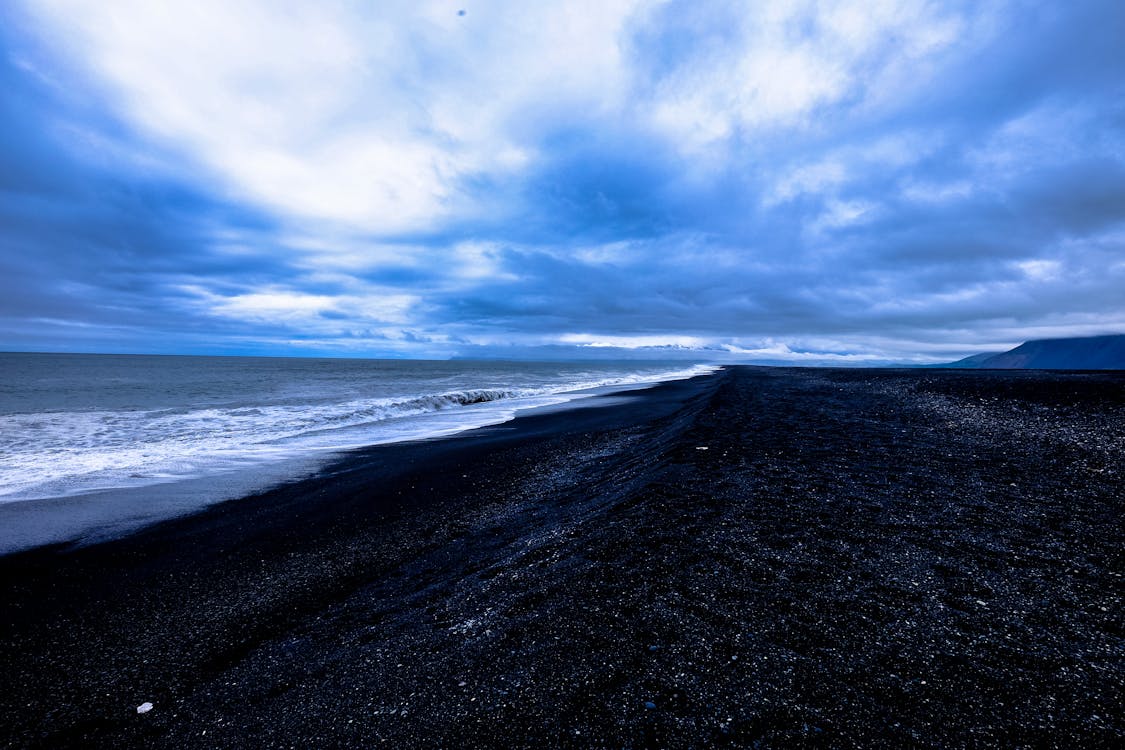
[1,1,1123,364]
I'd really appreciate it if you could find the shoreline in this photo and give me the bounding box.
[0,366,717,556]
[1,366,1122,747]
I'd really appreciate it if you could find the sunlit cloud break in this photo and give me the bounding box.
[1,0,1123,361]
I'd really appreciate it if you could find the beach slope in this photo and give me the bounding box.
[1,367,1122,747]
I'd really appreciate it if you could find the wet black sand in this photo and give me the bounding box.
[1,366,1122,748]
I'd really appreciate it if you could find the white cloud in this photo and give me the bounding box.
[768,130,943,207]
[186,286,418,329]
[559,333,708,349]
[449,241,516,281]
[1016,259,1062,281]
[809,198,879,233]
[641,0,971,150]
[769,160,848,204]
[12,0,1121,362]
[900,179,975,203]
[721,340,890,362]
[24,0,643,233]
[24,0,986,235]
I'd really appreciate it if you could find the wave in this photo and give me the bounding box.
[0,363,719,502]
[372,387,523,413]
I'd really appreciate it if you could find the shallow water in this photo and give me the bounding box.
[0,353,715,503]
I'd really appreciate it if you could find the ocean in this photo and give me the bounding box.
[0,353,715,505]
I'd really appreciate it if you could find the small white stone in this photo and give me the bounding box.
[137,702,153,714]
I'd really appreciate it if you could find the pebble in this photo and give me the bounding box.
[644,701,657,710]
[137,702,153,714]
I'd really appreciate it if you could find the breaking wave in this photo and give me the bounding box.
[0,361,719,502]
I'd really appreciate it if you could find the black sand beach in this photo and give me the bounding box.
[1,366,1122,748]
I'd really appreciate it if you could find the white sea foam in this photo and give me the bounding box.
[0,359,717,503]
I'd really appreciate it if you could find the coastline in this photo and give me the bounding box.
[0,364,716,555]
[1,366,1122,747]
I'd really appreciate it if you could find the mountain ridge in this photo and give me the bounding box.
[941,334,1125,370]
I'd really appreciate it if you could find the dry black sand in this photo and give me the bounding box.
[1,366,1123,748]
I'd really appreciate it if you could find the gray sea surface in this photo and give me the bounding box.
[0,354,714,551]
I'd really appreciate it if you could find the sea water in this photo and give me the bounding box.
[0,353,715,504]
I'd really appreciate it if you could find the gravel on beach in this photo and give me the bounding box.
[1,366,1122,748]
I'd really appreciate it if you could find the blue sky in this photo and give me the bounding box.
[1,1,1123,363]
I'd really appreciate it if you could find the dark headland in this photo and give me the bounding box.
[1,367,1122,748]
[943,333,1125,370]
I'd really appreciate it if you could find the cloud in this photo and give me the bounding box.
[18,0,644,234]
[630,0,970,148]
[2,0,1124,362]
[190,286,419,330]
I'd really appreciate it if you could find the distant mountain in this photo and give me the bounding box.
[941,334,1125,370]
[943,351,1005,368]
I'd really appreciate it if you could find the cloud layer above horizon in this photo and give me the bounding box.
[2,0,1124,362]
